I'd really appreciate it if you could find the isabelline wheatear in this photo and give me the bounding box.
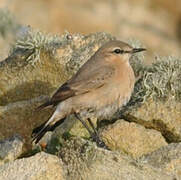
[32,40,146,148]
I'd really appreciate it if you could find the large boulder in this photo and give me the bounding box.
[100,119,167,158]
[0,152,65,180]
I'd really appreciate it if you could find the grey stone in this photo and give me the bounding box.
[0,134,24,165]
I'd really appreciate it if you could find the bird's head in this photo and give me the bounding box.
[97,40,146,62]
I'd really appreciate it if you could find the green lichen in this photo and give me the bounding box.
[143,56,181,101]
[129,55,181,109]
[46,137,62,155]
[11,28,66,65]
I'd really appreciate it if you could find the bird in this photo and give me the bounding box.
[32,40,146,148]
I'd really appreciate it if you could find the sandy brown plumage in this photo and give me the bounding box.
[32,40,146,146]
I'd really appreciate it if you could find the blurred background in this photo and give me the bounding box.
[0,0,181,62]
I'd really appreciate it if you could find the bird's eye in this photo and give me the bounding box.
[113,49,124,54]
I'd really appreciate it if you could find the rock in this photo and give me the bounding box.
[0,134,24,166]
[0,96,53,149]
[0,152,65,180]
[124,97,181,143]
[100,120,167,158]
[58,137,175,180]
[140,142,181,179]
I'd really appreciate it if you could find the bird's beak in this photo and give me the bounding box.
[132,48,146,54]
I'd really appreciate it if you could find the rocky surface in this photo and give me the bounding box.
[0,134,24,166]
[140,142,181,179]
[0,152,65,180]
[122,55,181,143]
[0,137,180,180]
[100,119,167,158]
[58,138,175,180]
[0,96,53,149]
[124,97,181,143]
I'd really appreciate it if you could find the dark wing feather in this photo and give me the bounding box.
[37,65,115,110]
[36,82,76,110]
[51,83,76,104]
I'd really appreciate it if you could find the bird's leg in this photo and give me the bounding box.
[74,113,94,138]
[87,118,109,150]
[87,118,98,136]
[74,114,109,150]
[87,118,99,142]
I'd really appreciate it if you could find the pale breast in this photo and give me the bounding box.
[68,60,135,120]
[115,60,135,107]
[79,68,135,120]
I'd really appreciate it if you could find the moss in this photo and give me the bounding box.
[46,137,62,155]
[62,132,74,141]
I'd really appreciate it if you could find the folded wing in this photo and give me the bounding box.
[37,65,115,110]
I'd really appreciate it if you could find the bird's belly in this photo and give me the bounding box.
[79,100,119,120]
[78,87,131,120]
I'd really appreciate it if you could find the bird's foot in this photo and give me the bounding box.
[91,133,110,150]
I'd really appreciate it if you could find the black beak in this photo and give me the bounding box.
[132,48,146,54]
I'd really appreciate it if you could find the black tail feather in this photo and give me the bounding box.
[32,124,51,144]
[32,121,47,136]
[31,117,66,144]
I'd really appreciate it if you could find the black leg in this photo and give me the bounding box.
[74,113,110,150]
[74,113,94,137]
[87,118,110,150]
[87,118,98,136]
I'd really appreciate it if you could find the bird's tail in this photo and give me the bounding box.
[31,120,51,144]
[31,116,66,144]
